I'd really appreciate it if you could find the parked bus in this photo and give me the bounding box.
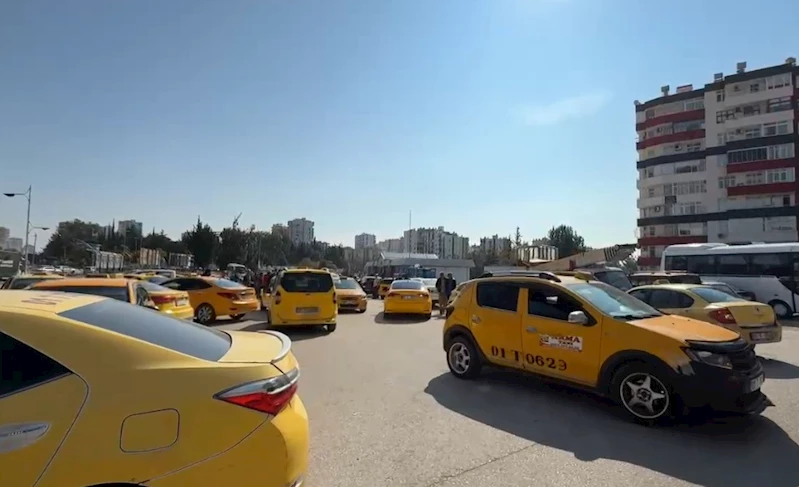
[661,242,799,318]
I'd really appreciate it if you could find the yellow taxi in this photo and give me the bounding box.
[30,278,156,307]
[160,277,259,325]
[1,274,64,290]
[443,271,770,424]
[0,290,308,487]
[384,279,433,318]
[628,283,782,345]
[334,276,368,313]
[375,277,394,299]
[137,280,195,320]
[266,268,337,332]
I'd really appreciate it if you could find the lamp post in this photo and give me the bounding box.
[3,186,32,273]
[29,225,49,267]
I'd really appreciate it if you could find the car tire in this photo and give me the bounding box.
[195,304,216,325]
[230,313,245,321]
[610,362,677,425]
[327,323,337,333]
[358,309,367,313]
[446,336,482,380]
[425,313,432,320]
[768,300,792,319]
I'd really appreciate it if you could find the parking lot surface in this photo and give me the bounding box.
[219,303,799,487]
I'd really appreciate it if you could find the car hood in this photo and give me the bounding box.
[627,314,740,343]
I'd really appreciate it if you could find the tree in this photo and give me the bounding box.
[513,227,523,249]
[547,225,587,259]
[216,225,247,269]
[181,217,218,268]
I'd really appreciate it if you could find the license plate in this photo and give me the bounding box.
[750,331,774,342]
[176,298,188,306]
[296,307,319,314]
[747,374,765,392]
[402,296,414,300]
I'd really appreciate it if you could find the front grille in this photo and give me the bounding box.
[729,347,757,370]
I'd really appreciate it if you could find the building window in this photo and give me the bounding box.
[749,83,760,93]
[716,91,725,102]
[647,187,655,197]
[766,73,791,90]
[684,99,704,111]
[745,171,765,185]
[764,121,790,136]
[767,97,792,113]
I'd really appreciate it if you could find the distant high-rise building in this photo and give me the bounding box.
[6,237,23,252]
[480,235,512,255]
[271,223,289,236]
[401,227,470,258]
[0,227,9,249]
[354,233,376,249]
[287,218,315,245]
[118,220,143,236]
[377,238,403,253]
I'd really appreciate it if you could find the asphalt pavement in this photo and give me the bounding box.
[216,303,799,487]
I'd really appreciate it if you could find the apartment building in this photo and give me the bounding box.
[0,227,9,249]
[354,233,376,249]
[6,237,23,252]
[118,220,143,236]
[287,218,315,245]
[636,58,799,268]
[402,227,470,258]
[377,238,404,253]
[480,235,512,255]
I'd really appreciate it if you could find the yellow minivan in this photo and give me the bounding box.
[442,271,770,424]
[266,268,338,332]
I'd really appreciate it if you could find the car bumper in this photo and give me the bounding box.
[338,299,367,311]
[146,395,309,487]
[676,359,771,414]
[384,299,432,315]
[741,325,782,344]
[273,314,337,326]
[163,307,195,320]
[223,301,260,315]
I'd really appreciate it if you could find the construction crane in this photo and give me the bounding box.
[232,212,242,229]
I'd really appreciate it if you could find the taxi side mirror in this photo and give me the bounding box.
[567,311,588,325]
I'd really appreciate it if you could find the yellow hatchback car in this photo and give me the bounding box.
[266,268,338,332]
[334,276,368,313]
[628,283,782,345]
[160,277,259,325]
[0,290,308,487]
[443,271,770,424]
[384,279,433,318]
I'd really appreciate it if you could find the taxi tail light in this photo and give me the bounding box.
[418,293,426,298]
[151,295,174,305]
[387,292,398,298]
[218,292,238,299]
[709,307,737,325]
[216,367,300,416]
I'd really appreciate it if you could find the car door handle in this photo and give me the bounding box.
[526,326,538,334]
[471,315,481,324]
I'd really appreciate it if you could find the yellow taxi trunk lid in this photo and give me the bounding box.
[706,302,776,327]
[219,330,298,371]
[628,314,740,342]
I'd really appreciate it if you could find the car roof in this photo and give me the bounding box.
[630,283,705,291]
[478,275,588,286]
[33,278,132,288]
[0,290,105,314]
[282,268,329,274]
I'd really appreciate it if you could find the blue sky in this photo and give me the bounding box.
[2,0,798,249]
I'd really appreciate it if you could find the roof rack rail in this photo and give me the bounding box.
[478,271,562,283]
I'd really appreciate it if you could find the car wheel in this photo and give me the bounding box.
[358,309,367,313]
[195,304,216,325]
[611,362,676,425]
[425,313,432,319]
[446,336,482,379]
[327,323,337,333]
[230,313,245,321]
[769,300,792,319]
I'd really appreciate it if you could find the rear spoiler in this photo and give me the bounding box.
[257,330,292,363]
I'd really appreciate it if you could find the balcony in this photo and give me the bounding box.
[637,130,705,150]
[727,181,799,196]
[636,109,705,131]
[727,158,798,174]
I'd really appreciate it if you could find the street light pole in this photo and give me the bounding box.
[3,185,32,273]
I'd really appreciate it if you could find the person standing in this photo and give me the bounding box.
[435,273,446,314]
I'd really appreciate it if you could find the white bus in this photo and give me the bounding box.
[661,242,799,318]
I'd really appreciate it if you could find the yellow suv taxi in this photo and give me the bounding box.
[442,271,770,424]
[267,268,338,332]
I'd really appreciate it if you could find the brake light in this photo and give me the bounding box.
[216,367,299,415]
[151,295,174,305]
[218,292,238,299]
[387,292,398,298]
[275,290,282,305]
[418,293,426,298]
[709,307,737,325]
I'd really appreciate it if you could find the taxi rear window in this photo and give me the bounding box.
[215,279,247,289]
[280,272,334,293]
[59,299,231,361]
[8,278,46,290]
[42,286,131,302]
[391,281,424,290]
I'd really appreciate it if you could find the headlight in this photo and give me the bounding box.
[684,349,733,369]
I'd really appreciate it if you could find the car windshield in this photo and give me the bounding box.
[335,279,360,290]
[592,270,633,291]
[691,286,746,303]
[391,280,424,290]
[215,278,247,289]
[566,282,662,319]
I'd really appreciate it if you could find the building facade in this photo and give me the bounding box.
[354,233,376,249]
[6,237,23,252]
[377,238,404,253]
[118,220,143,236]
[636,58,799,268]
[287,218,315,245]
[0,227,9,249]
[480,235,512,255]
[402,227,469,258]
